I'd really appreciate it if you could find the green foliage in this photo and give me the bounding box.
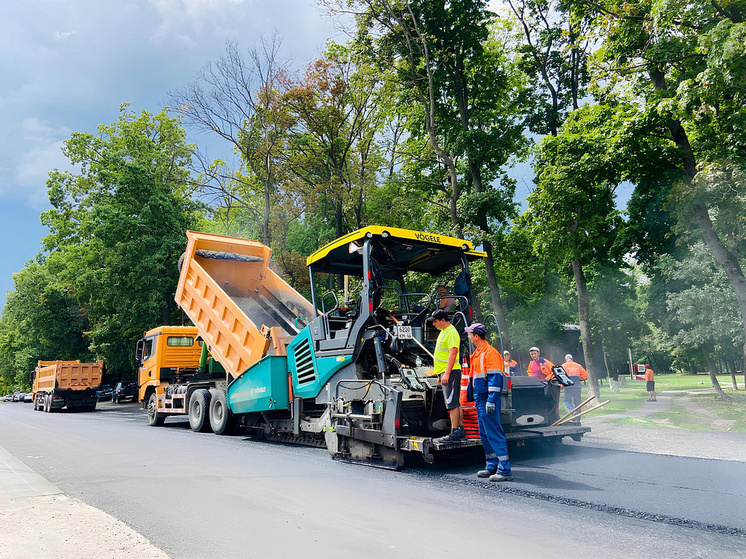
[655,242,744,363]
[37,106,201,376]
[588,262,644,367]
[506,0,592,136]
[528,104,631,265]
[0,259,90,377]
[508,292,574,349]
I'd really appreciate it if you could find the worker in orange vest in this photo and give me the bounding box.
[503,350,520,376]
[561,354,588,412]
[465,323,512,482]
[526,347,556,380]
[644,365,656,401]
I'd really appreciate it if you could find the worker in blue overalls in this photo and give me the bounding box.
[465,323,512,482]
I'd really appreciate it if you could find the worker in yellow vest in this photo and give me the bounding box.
[428,309,464,443]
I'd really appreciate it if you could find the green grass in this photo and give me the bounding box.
[574,373,744,420]
[612,393,746,431]
[569,373,746,432]
[702,392,746,432]
[614,401,711,430]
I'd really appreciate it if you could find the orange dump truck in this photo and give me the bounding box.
[32,360,103,412]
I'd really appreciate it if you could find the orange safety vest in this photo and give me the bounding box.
[562,361,588,381]
[527,357,556,380]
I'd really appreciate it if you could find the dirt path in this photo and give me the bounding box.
[564,388,746,462]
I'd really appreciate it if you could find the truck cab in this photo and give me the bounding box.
[136,326,204,406]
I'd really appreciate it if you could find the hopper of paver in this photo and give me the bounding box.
[175,230,315,381]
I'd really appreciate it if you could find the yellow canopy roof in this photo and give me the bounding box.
[307,226,486,277]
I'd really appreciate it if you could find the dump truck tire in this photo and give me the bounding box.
[189,389,211,432]
[209,389,234,435]
[147,393,165,426]
[44,394,51,413]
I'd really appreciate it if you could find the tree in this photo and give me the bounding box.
[0,259,90,377]
[41,106,200,375]
[170,37,290,245]
[282,46,385,243]
[529,104,629,398]
[505,0,591,135]
[327,0,528,344]
[656,243,744,397]
[573,0,746,373]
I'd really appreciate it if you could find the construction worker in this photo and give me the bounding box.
[527,346,556,379]
[428,309,464,442]
[436,285,456,312]
[503,350,520,376]
[561,354,588,412]
[465,323,512,482]
[645,364,656,401]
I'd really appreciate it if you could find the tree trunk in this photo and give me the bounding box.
[572,259,600,399]
[482,240,511,350]
[335,200,345,291]
[263,176,271,245]
[162,298,173,327]
[705,356,729,399]
[693,200,746,375]
[603,350,619,393]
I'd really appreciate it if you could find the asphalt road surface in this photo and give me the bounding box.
[1,401,745,559]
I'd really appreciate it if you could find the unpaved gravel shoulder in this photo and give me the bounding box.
[565,419,746,461]
[565,389,746,462]
[0,494,169,559]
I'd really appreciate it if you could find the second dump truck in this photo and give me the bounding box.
[31,360,103,412]
[139,228,588,468]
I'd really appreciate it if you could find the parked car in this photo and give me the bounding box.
[12,392,22,402]
[2,394,11,402]
[97,384,113,401]
[23,392,33,402]
[112,382,137,404]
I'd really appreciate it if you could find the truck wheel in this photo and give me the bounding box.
[209,389,234,435]
[44,394,51,413]
[147,393,165,426]
[189,389,211,432]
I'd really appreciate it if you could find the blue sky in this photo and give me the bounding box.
[0,0,342,307]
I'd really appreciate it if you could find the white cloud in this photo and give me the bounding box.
[148,0,249,48]
[52,31,76,40]
[7,118,73,209]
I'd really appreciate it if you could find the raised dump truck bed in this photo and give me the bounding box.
[175,231,314,381]
[32,360,103,412]
[149,231,317,432]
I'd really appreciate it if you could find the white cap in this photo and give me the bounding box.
[529,346,540,352]
[565,354,573,361]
